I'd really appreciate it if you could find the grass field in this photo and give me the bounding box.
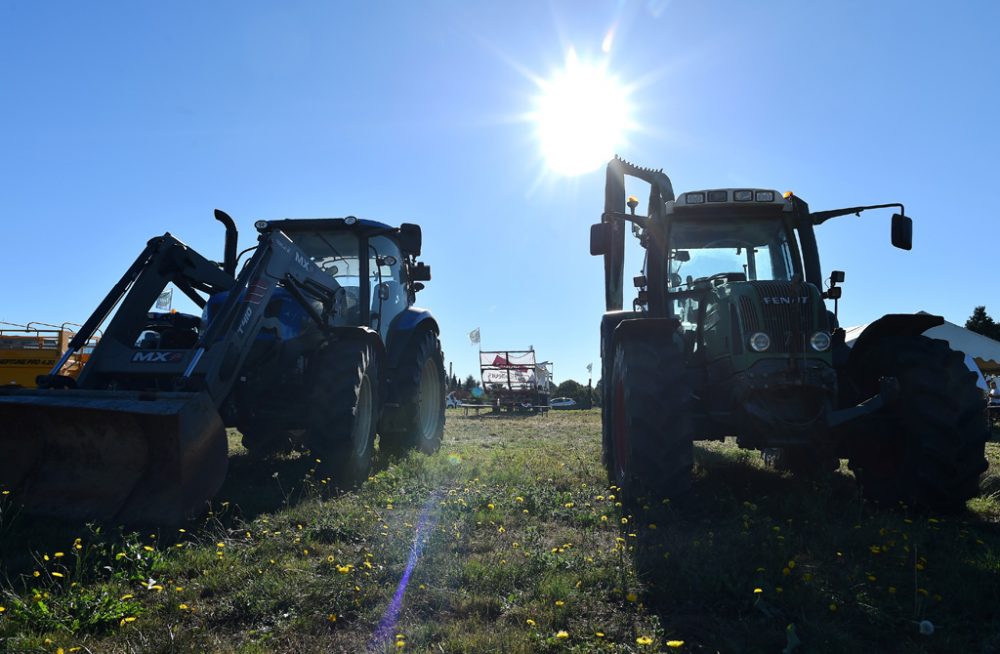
[1,409,999,653]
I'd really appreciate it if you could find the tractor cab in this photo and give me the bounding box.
[249,218,429,345]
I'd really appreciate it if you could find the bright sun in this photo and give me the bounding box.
[534,51,631,176]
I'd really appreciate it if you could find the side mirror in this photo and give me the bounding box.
[590,223,612,256]
[411,262,431,282]
[830,270,845,284]
[399,223,422,256]
[891,213,912,251]
[673,250,691,262]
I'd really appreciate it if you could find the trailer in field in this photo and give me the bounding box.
[479,348,552,412]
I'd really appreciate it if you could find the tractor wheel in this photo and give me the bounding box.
[380,330,445,457]
[847,334,988,509]
[306,340,380,489]
[600,356,615,483]
[608,332,693,503]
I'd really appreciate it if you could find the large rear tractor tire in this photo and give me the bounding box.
[608,332,693,503]
[379,330,446,457]
[307,340,380,489]
[847,334,988,510]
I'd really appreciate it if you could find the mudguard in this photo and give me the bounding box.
[385,308,439,371]
[848,313,944,370]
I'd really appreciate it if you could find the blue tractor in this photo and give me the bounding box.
[0,211,445,524]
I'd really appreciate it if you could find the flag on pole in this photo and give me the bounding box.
[586,363,593,374]
[469,327,480,346]
[155,288,173,310]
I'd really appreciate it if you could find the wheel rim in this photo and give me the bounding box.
[417,357,442,441]
[613,378,628,484]
[352,375,373,458]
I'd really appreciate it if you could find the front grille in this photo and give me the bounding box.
[737,282,817,353]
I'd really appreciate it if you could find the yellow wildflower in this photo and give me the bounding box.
[555,630,569,639]
[637,636,653,645]
[666,640,685,648]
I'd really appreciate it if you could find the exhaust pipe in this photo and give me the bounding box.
[214,209,238,276]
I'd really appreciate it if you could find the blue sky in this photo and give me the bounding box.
[2,0,998,384]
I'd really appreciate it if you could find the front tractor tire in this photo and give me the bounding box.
[607,332,693,503]
[847,334,988,510]
[380,330,446,457]
[307,340,380,489]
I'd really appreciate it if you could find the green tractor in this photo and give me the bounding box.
[591,157,988,509]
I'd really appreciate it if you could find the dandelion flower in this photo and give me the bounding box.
[51,572,64,578]
[555,630,569,639]
[595,631,605,638]
[753,587,763,594]
[0,606,5,613]
[526,619,536,626]
[328,613,337,622]
[666,640,685,648]
[626,592,638,602]
[487,503,495,510]
[179,604,189,610]
[637,636,653,645]
[554,600,564,606]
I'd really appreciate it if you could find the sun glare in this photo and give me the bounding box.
[534,51,631,176]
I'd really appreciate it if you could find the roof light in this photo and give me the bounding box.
[733,190,754,202]
[783,191,794,199]
[755,191,775,202]
[254,220,269,230]
[707,190,727,202]
[685,192,705,204]
[344,216,358,225]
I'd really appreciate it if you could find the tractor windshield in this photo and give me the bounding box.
[666,216,799,290]
[288,231,363,283]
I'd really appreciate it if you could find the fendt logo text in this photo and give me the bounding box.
[762,297,809,305]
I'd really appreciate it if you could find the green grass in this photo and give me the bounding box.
[1,410,999,653]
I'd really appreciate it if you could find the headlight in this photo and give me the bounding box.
[810,331,831,352]
[749,332,770,352]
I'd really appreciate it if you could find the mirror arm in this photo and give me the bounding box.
[601,211,650,230]
[811,203,905,225]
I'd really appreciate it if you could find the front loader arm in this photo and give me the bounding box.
[183,230,342,401]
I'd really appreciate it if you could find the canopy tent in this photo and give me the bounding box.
[844,314,1000,374]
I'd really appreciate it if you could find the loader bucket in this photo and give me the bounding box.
[0,389,228,525]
